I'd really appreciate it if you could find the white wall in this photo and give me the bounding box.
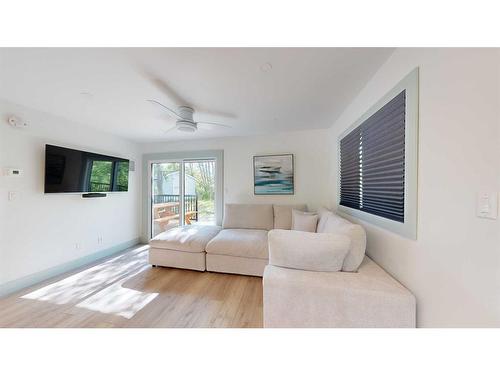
[329,48,500,327]
[0,99,142,286]
[140,129,330,230]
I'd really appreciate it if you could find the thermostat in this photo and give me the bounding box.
[476,191,498,220]
[3,168,23,177]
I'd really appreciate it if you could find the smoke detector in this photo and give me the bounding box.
[8,116,28,129]
[260,62,273,72]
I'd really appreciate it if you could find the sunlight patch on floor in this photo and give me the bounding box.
[21,245,155,319]
[75,281,158,319]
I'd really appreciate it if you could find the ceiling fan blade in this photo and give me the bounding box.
[140,69,190,106]
[196,121,232,128]
[147,100,183,120]
[164,126,178,134]
[196,108,237,119]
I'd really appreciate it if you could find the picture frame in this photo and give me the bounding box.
[253,154,294,195]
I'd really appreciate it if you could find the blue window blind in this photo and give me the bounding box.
[340,90,406,222]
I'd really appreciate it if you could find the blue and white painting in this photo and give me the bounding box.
[254,154,294,195]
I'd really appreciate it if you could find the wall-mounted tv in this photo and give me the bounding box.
[44,144,129,194]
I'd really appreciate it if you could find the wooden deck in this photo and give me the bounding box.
[0,245,263,328]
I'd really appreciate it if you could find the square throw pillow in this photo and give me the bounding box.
[291,209,318,232]
[273,204,307,230]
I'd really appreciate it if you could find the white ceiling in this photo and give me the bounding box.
[0,48,393,142]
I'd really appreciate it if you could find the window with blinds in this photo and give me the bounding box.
[339,90,406,223]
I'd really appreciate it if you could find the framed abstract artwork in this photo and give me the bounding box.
[253,154,294,195]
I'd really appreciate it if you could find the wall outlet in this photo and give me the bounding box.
[75,243,82,250]
[97,236,103,245]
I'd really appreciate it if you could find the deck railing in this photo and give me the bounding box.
[90,182,111,191]
[90,182,128,192]
[153,194,198,221]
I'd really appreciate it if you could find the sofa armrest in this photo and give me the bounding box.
[268,229,351,272]
[263,257,416,328]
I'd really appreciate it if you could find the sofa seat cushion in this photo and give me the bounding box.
[263,256,416,328]
[149,225,222,253]
[206,229,269,259]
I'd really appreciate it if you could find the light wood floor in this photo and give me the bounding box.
[0,245,263,328]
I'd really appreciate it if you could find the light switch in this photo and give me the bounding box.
[476,192,498,220]
[8,191,18,201]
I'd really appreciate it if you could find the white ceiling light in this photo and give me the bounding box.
[260,62,273,72]
[176,120,197,132]
[79,91,93,98]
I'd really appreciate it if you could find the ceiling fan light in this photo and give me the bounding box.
[176,120,197,132]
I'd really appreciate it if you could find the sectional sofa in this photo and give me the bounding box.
[149,203,307,276]
[148,203,416,327]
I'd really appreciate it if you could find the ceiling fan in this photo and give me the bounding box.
[144,71,233,134]
[147,100,232,133]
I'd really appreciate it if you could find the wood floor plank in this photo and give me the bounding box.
[0,245,263,328]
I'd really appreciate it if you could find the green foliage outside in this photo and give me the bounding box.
[185,161,215,201]
[116,162,129,191]
[90,160,129,191]
[198,199,215,220]
[186,161,215,222]
[90,161,112,191]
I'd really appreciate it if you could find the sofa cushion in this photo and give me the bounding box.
[149,225,222,253]
[291,209,318,232]
[316,206,332,233]
[317,211,366,272]
[263,257,417,328]
[268,229,350,272]
[222,204,274,230]
[273,204,307,230]
[206,229,269,259]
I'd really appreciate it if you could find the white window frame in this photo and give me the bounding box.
[337,68,419,240]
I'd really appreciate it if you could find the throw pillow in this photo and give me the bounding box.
[291,209,318,232]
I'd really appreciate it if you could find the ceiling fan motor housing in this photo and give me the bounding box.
[175,106,197,132]
[148,99,230,133]
[178,106,194,121]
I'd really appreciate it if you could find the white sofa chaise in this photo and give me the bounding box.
[149,225,222,271]
[263,209,416,328]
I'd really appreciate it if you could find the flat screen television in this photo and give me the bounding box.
[44,144,129,193]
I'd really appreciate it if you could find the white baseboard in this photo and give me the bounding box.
[0,238,142,298]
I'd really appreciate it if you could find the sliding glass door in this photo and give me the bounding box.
[151,161,181,237]
[151,159,216,237]
[184,160,216,226]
